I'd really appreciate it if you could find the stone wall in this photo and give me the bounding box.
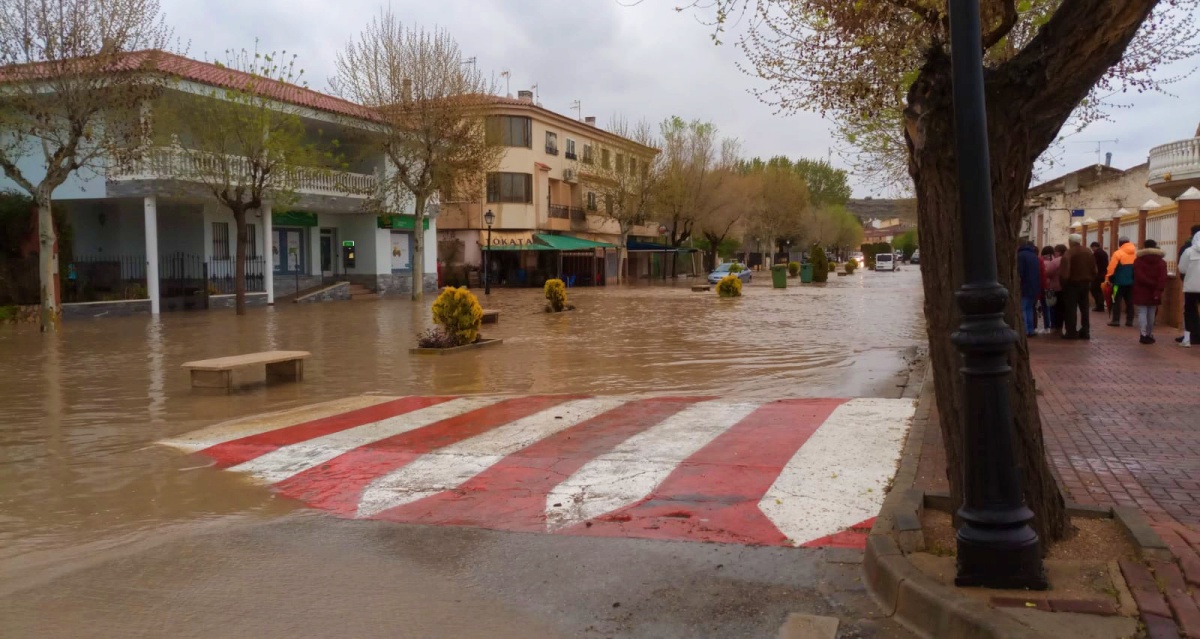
[2,305,41,324]
[273,274,324,299]
[295,282,350,304]
[62,299,151,319]
[208,293,268,309]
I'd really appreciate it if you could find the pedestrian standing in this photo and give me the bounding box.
[1132,239,1169,344]
[1059,234,1097,339]
[1106,236,1137,327]
[1090,241,1109,312]
[1018,241,1042,338]
[1041,245,1062,334]
[1178,230,1200,348]
[1176,225,1200,344]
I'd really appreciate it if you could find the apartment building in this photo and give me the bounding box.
[437,91,661,287]
[0,51,437,316]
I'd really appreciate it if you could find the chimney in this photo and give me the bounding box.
[584,116,596,127]
[1105,151,1112,167]
[517,89,534,103]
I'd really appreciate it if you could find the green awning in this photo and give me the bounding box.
[377,214,431,230]
[483,243,555,251]
[533,233,615,251]
[273,211,318,227]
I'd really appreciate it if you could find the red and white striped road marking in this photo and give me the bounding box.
[161,395,915,548]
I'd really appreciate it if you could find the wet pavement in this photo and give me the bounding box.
[1,268,926,638]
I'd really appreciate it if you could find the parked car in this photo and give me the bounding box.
[910,250,920,265]
[708,262,752,284]
[875,252,896,272]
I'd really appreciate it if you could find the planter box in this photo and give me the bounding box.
[410,338,503,356]
[692,285,711,292]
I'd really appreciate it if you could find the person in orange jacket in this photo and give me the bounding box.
[1106,236,1137,327]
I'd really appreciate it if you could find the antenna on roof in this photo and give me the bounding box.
[570,100,581,121]
[1069,139,1119,165]
[531,83,539,105]
[499,70,511,98]
[460,56,476,74]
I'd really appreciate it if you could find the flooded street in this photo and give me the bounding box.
[1,268,924,638]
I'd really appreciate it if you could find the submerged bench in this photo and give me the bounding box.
[481,309,500,324]
[182,350,310,391]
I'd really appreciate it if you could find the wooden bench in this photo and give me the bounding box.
[182,350,310,391]
[481,309,500,324]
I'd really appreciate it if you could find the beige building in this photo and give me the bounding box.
[1024,163,1173,249]
[438,91,661,287]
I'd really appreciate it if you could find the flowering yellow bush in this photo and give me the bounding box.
[544,278,568,312]
[430,286,483,345]
[717,274,742,298]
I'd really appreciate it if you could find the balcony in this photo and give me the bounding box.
[545,145,559,156]
[110,146,378,198]
[1148,137,1200,199]
[565,151,577,161]
[549,204,570,219]
[570,206,586,222]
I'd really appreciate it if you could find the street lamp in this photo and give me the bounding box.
[947,0,1046,589]
[483,209,495,295]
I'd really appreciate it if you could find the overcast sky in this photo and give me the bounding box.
[160,0,1200,197]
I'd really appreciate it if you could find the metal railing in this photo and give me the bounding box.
[545,145,559,156]
[207,255,267,295]
[570,206,586,221]
[548,204,570,219]
[565,151,577,160]
[1147,211,1179,274]
[111,146,378,197]
[1148,137,1200,183]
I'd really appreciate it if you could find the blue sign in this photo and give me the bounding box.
[1070,209,1085,217]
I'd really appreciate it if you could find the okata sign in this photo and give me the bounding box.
[479,232,537,247]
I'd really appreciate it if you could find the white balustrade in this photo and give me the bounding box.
[1148,137,1200,183]
[111,146,376,198]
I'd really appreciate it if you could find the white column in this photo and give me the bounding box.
[263,203,274,304]
[144,196,160,315]
[309,215,322,276]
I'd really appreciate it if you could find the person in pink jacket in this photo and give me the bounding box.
[1040,245,1063,335]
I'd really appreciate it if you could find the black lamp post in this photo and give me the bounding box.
[947,0,1046,589]
[483,209,495,295]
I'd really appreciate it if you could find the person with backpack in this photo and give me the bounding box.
[1106,236,1137,327]
[1132,239,1169,344]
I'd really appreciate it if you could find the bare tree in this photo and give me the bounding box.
[653,116,741,276]
[0,0,171,331]
[695,169,757,271]
[332,11,502,301]
[747,160,809,266]
[159,47,327,315]
[580,116,660,283]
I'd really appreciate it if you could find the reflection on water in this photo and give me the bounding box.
[0,271,924,562]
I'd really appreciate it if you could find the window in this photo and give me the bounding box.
[582,144,594,164]
[485,115,532,148]
[565,138,577,160]
[245,223,258,258]
[629,157,637,177]
[545,131,558,155]
[487,172,534,203]
[212,222,230,260]
[586,191,597,210]
[601,148,611,170]
[616,153,625,173]
[605,194,614,215]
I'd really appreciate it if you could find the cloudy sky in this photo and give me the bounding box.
[160,0,1200,197]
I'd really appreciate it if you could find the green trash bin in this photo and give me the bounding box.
[771,265,788,289]
[800,263,814,283]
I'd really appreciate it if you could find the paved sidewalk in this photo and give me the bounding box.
[1030,317,1200,530]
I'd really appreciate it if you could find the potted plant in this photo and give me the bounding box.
[716,274,742,298]
[543,278,575,312]
[410,286,502,355]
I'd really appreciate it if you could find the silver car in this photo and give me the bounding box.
[708,262,752,284]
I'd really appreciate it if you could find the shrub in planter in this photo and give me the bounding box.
[788,261,800,277]
[716,274,742,298]
[729,263,745,273]
[544,278,572,312]
[431,286,484,346]
[808,245,830,283]
[845,258,858,274]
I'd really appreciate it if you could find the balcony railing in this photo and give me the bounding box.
[549,204,570,219]
[1148,137,1200,185]
[565,151,577,160]
[545,145,559,156]
[570,206,586,221]
[110,146,377,198]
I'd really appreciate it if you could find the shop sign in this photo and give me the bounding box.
[479,232,538,247]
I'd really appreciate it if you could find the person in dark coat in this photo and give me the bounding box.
[1060,234,1097,339]
[1017,241,1042,338]
[1133,239,1169,344]
[1090,242,1109,312]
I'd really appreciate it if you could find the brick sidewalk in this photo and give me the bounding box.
[1030,317,1200,531]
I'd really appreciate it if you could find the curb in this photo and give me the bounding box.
[864,363,1169,638]
[863,362,1053,639]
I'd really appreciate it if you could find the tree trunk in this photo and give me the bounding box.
[905,55,1070,544]
[234,208,247,316]
[412,194,426,302]
[36,189,60,333]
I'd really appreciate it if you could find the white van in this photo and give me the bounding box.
[875,252,896,272]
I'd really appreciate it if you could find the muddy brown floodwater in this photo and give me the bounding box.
[0,269,925,573]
